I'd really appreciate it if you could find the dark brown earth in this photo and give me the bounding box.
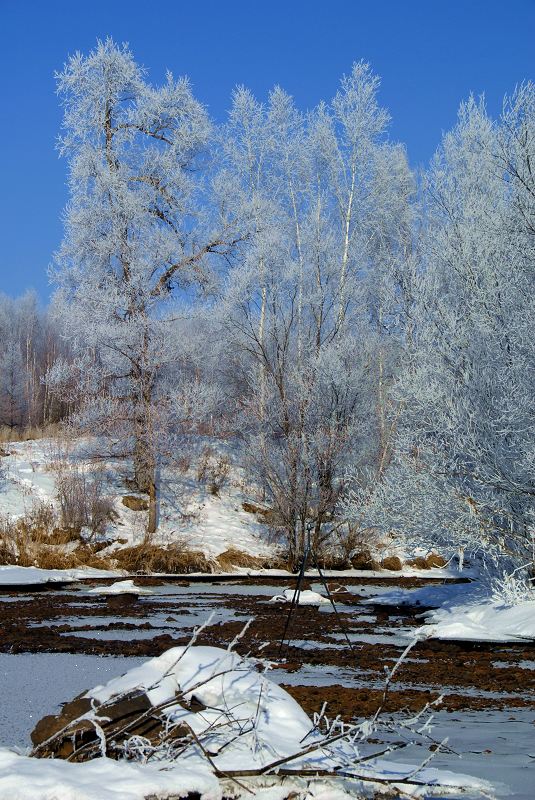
[1,576,534,724]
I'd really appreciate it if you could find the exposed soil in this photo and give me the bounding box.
[1,576,534,724]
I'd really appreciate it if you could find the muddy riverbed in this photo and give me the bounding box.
[1,575,534,720]
[2,575,535,797]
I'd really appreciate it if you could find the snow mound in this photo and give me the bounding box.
[86,579,152,596]
[419,597,535,642]
[269,588,330,605]
[88,644,313,771]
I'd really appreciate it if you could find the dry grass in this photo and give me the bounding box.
[381,555,403,571]
[215,547,270,571]
[241,501,285,528]
[0,503,112,570]
[113,541,214,574]
[407,553,447,569]
[350,550,382,570]
[47,528,83,545]
[31,546,112,571]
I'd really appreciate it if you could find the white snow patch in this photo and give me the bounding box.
[419,597,535,642]
[0,749,218,800]
[269,588,330,605]
[86,579,152,596]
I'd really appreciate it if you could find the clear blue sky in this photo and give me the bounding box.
[1,0,534,301]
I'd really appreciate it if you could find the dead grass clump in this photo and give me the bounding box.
[381,555,403,571]
[426,553,447,568]
[215,548,268,571]
[33,549,83,570]
[313,548,351,570]
[407,555,429,569]
[0,514,36,566]
[350,550,381,570]
[0,516,17,563]
[122,495,148,512]
[241,503,286,531]
[47,528,82,545]
[114,542,214,574]
[0,505,114,570]
[32,545,113,571]
[242,501,266,515]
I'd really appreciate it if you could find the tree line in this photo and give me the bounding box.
[10,39,535,573]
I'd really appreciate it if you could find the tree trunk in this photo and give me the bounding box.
[133,433,153,493]
[147,478,157,534]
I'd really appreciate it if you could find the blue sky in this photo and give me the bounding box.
[1,0,534,301]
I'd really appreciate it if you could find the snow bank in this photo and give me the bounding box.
[0,749,218,800]
[0,565,119,586]
[0,747,495,800]
[269,588,330,605]
[419,597,535,642]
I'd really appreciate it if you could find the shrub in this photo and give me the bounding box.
[55,466,115,536]
[196,448,230,496]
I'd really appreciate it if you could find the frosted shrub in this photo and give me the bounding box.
[491,565,535,605]
[196,448,230,496]
[55,466,115,535]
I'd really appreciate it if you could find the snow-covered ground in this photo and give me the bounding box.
[0,565,119,586]
[365,580,535,642]
[420,596,535,642]
[0,437,470,578]
[0,438,273,559]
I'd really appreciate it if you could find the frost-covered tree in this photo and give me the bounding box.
[351,90,535,575]
[220,64,414,567]
[0,335,24,429]
[50,39,241,531]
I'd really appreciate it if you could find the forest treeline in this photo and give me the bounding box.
[0,291,69,433]
[4,39,534,573]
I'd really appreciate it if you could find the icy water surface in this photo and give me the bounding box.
[0,653,146,748]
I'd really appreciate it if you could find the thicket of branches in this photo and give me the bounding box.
[8,39,534,575]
